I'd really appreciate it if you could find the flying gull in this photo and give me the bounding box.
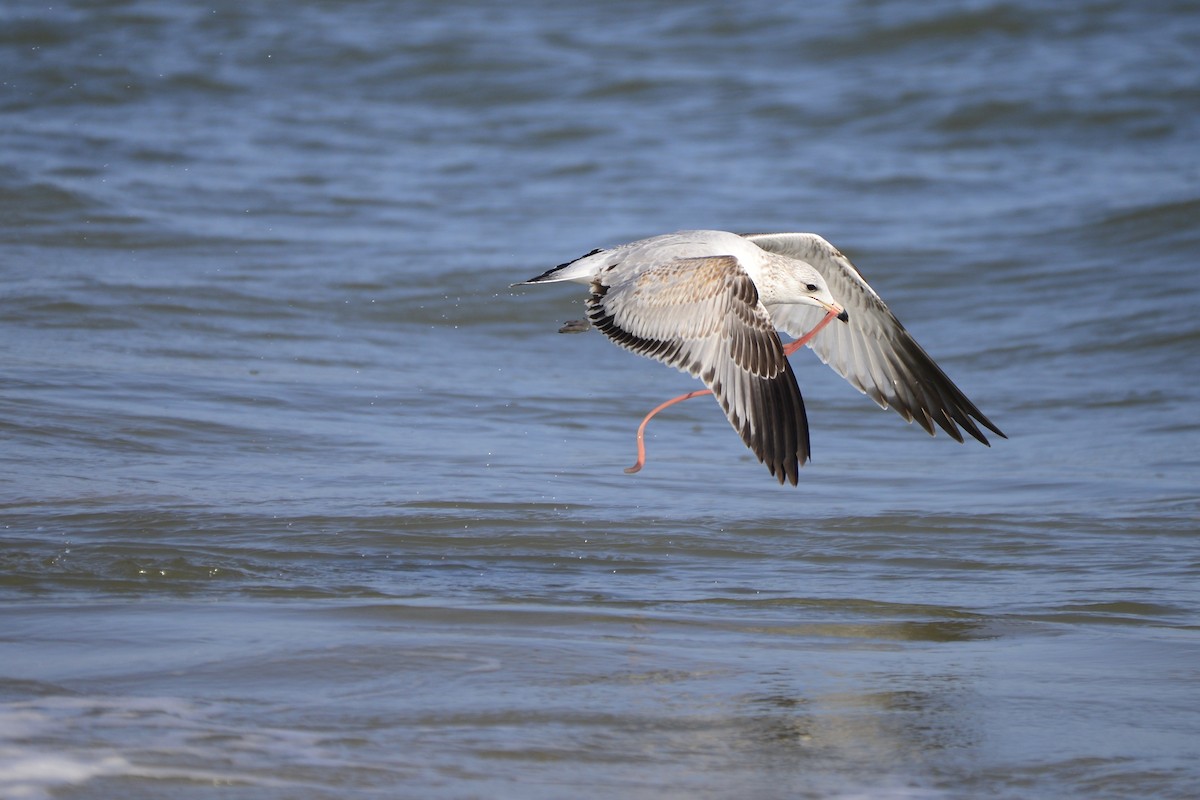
[516,229,1005,485]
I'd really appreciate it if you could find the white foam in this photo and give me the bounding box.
[0,696,301,799]
[0,750,131,800]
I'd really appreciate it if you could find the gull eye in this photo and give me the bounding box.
[805,283,819,292]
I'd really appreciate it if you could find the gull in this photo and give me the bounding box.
[516,229,1005,485]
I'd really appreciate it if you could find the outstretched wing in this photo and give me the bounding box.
[587,255,810,484]
[743,232,1005,445]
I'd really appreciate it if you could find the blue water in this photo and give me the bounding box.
[2,1,1198,798]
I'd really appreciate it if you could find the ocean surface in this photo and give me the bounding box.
[2,1,1198,797]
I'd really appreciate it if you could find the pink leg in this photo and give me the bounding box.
[625,308,840,474]
[625,389,713,473]
[783,308,840,355]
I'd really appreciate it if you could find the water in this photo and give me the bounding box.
[2,0,1198,797]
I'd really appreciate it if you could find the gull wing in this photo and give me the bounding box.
[743,233,1005,444]
[587,255,810,484]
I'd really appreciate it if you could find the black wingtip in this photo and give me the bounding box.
[981,418,1008,440]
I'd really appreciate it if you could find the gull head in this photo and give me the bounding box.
[767,259,849,322]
